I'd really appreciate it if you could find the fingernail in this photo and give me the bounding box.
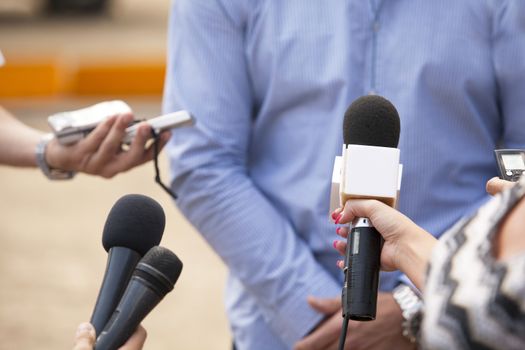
[335,213,343,224]
[333,240,338,249]
[76,323,93,336]
[331,211,338,220]
[336,227,341,235]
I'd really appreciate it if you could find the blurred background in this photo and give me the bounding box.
[0,0,230,349]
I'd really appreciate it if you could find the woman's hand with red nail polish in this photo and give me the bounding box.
[331,207,343,222]
[331,199,438,289]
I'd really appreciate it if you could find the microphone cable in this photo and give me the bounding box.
[338,316,349,350]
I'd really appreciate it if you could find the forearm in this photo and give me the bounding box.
[0,106,42,167]
[172,158,340,345]
[397,224,437,291]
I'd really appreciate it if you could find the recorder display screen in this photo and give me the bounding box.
[502,154,525,170]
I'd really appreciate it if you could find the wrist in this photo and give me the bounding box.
[44,136,67,170]
[397,226,436,290]
[36,134,76,180]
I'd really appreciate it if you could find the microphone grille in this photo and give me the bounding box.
[343,95,400,148]
[140,246,183,287]
[102,194,165,256]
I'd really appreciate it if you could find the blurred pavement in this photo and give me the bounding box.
[0,0,167,61]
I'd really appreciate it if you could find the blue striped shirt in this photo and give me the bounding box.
[163,1,525,348]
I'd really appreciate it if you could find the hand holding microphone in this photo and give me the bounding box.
[332,200,435,291]
[338,95,401,322]
[329,95,438,350]
[322,95,403,350]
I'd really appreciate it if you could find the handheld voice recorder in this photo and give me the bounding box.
[494,149,525,182]
[48,101,194,145]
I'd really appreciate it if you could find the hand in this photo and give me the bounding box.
[332,201,428,272]
[294,294,415,350]
[46,113,171,179]
[73,322,147,350]
[486,177,515,196]
[293,297,342,350]
[331,200,436,290]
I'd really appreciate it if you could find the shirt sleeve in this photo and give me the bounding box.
[492,0,525,149]
[163,0,341,346]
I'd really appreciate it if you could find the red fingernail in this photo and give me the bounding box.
[331,211,338,220]
[335,213,343,224]
[336,227,341,235]
[333,240,338,249]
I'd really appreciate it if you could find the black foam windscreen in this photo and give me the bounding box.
[343,95,400,148]
[102,194,165,256]
[137,246,183,288]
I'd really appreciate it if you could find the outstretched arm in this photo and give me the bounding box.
[0,106,169,178]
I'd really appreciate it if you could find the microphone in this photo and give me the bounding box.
[90,194,165,336]
[95,246,183,350]
[338,95,401,321]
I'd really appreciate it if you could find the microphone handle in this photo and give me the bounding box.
[342,217,382,321]
[95,277,162,350]
[91,247,141,335]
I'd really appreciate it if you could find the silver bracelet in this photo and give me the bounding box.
[35,133,75,180]
[393,284,423,343]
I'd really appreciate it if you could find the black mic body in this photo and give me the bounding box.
[91,247,141,334]
[338,95,401,321]
[91,194,166,335]
[95,246,183,350]
[342,219,382,320]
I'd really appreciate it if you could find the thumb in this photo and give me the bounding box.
[73,323,96,350]
[307,296,341,315]
[486,177,514,196]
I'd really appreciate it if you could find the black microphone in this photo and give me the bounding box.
[95,246,183,350]
[90,194,165,336]
[341,95,401,321]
